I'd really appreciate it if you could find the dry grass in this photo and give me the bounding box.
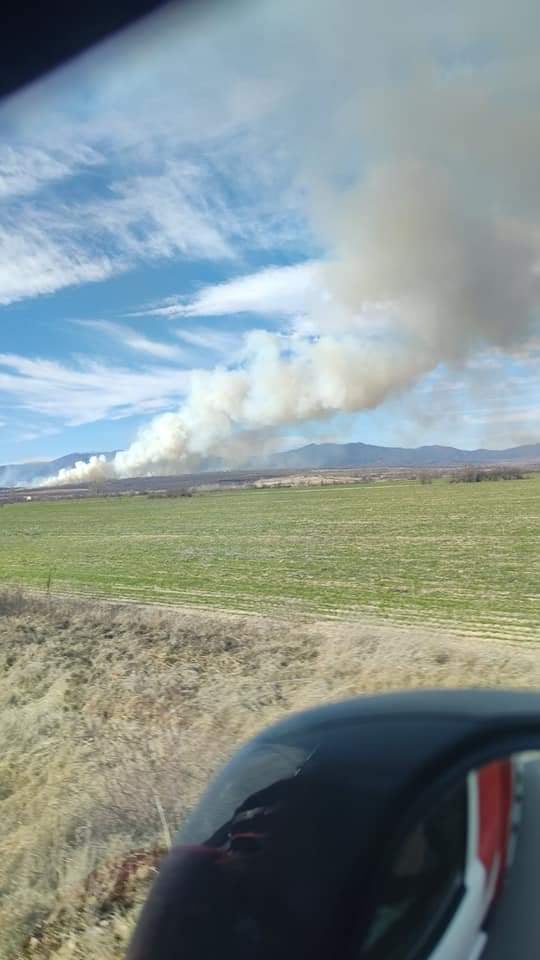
[0,589,539,959]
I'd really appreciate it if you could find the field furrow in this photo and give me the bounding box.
[1,476,538,641]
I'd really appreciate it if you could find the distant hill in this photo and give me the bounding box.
[1,441,539,487]
[0,452,113,488]
[267,441,540,470]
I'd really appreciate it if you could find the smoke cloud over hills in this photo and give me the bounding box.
[41,0,540,486]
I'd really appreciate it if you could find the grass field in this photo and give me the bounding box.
[0,475,538,957]
[1,477,538,641]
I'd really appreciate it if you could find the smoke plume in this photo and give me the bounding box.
[41,0,540,486]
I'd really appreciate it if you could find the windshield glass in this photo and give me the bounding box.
[0,1,538,957]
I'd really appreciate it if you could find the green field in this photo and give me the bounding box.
[1,477,538,640]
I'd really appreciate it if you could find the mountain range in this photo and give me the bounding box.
[1,441,539,487]
[266,440,540,470]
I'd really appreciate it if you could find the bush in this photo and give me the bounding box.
[147,488,193,499]
[450,467,525,483]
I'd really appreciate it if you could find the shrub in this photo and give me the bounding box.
[450,466,525,483]
[147,488,193,499]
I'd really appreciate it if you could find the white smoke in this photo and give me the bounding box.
[42,331,430,484]
[40,0,540,486]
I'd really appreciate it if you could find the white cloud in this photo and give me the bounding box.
[83,166,235,263]
[1,0,539,464]
[0,163,237,305]
[0,219,118,306]
[138,262,395,343]
[142,262,321,319]
[464,407,540,426]
[174,326,241,357]
[0,144,103,200]
[74,320,187,361]
[0,152,306,306]
[466,338,540,371]
[0,1,308,307]
[17,426,61,442]
[0,353,190,426]
[508,336,540,365]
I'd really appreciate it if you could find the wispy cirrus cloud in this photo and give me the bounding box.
[0,133,305,307]
[141,262,321,319]
[137,261,394,343]
[0,1,307,309]
[17,425,62,442]
[463,407,540,426]
[0,144,103,200]
[0,217,118,306]
[508,336,540,366]
[0,163,237,306]
[73,320,187,361]
[0,353,190,426]
[466,338,540,371]
[1,0,539,469]
[75,318,243,365]
[81,165,236,264]
[174,326,242,358]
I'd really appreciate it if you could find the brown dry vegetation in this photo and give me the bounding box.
[1,589,539,959]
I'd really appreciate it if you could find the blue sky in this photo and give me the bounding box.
[0,0,538,468]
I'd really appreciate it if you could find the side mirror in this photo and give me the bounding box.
[126,689,540,960]
[360,753,537,960]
